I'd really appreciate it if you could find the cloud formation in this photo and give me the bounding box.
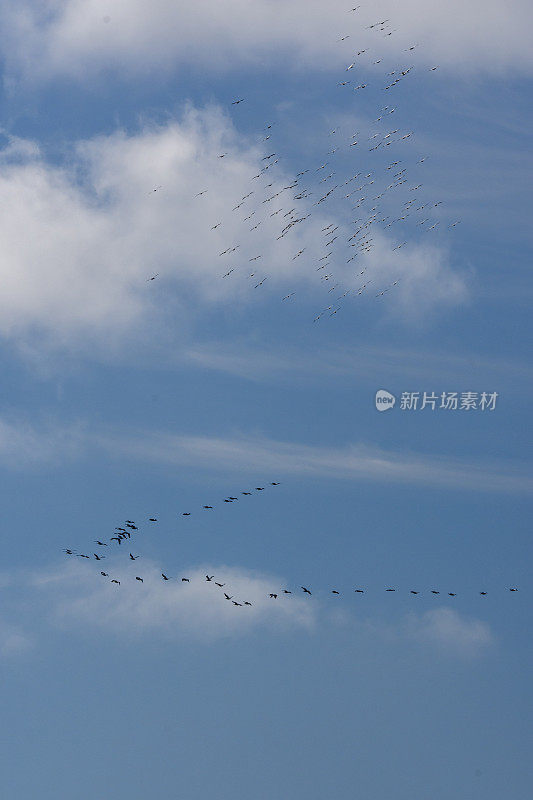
[0,413,531,494]
[36,560,316,641]
[406,607,494,657]
[0,108,466,354]
[1,0,532,81]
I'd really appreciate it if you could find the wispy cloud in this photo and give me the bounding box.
[0,414,531,494]
[100,430,533,495]
[184,341,533,386]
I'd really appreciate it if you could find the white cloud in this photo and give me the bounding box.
[406,607,494,657]
[36,559,316,641]
[0,108,466,353]
[1,1,532,81]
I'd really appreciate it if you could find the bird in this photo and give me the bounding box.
[224,593,233,600]
[181,578,190,582]
[111,579,120,585]
[161,574,169,580]
[355,589,364,593]
[148,518,157,522]
[215,582,225,587]
[95,541,107,546]
[182,512,191,516]
[203,505,213,509]
[301,587,312,595]
[244,601,252,606]
[64,549,76,555]
[448,593,457,597]
[269,593,278,599]
[100,572,109,577]
[206,575,214,582]
[94,553,104,560]
[129,553,138,560]
[271,482,280,485]
[332,590,340,595]
[146,274,159,281]
[233,601,243,606]
[231,99,244,105]
[410,590,420,595]
[136,577,144,583]
[385,588,396,592]
[282,590,292,594]
[431,590,440,594]
[509,588,518,592]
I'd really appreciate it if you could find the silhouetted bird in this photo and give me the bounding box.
[270,593,278,599]
[136,577,143,583]
[301,587,312,595]
[162,574,169,580]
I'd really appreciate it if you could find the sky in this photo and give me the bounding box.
[0,2,532,798]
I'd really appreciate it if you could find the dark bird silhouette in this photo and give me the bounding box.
[224,593,233,600]
[63,549,75,555]
[95,541,108,546]
[203,505,213,509]
[355,589,364,593]
[149,518,157,522]
[161,574,169,580]
[94,554,104,560]
[181,578,190,582]
[244,601,252,606]
[301,587,312,595]
[480,591,487,595]
[269,593,278,599]
[136,577,144,583]
[431,590,440,594]
[410,590,420,595]
[242,492,252,495]
[110,537,121,544]
[215,582,225,587]
[129,553,138,560]
[233,601,243,606]
[100,572,108,577]
[385,588,395,591]
[206,575,214,582]
[282,589,292,594]
[255,487,265,491]
[271,482,280,485]
[111,579,120,585]
[448,593,457,596]
[182,512,191,516]
[509,588,518,592]
[332,590,340,594]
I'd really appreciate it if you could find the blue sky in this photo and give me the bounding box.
[0,2,532,798]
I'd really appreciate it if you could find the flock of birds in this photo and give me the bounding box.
[63,9,506,616]
[147,8,461,320]
[63,480,519,606]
